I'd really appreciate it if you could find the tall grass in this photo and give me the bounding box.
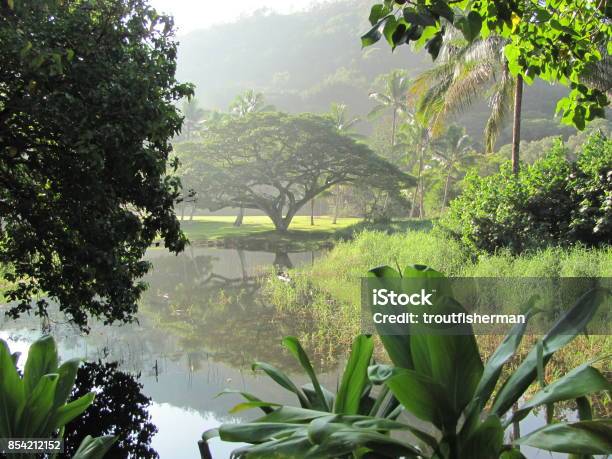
[263,229,612,349]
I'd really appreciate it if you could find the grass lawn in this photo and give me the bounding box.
[178,215,362,250]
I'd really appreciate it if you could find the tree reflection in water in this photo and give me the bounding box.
[139,248,341,373]
[62,361,158,459]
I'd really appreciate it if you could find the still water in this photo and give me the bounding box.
[0,247,567,458]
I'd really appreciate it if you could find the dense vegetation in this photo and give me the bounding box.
[442,132,612,253]
[0,0,190,329]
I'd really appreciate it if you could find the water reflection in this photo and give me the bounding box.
[0,247,576,459]
[0,247,340,459]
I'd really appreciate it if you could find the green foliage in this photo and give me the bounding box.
[203,265,611,458]
[0,0,192,328]
[442,132,612,253]
[363,0,610,130]
[0,336,115,458]
[199,334,409,458]
[175,112,414,232]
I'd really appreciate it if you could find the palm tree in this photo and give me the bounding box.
[411,29,522,172]
[229,89,275,117]
[368,70,412,148]
[228,90,275,226]
[328,103,361,224]
[395,119,430,219]
[432,125,477,211]
[181,98,206,140]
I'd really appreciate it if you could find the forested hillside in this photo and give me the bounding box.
[175,0,587,147]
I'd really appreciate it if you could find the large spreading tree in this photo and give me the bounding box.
[0,0,192,329]
[176,112,415,232]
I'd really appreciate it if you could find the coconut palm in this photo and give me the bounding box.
[395,119,430,219]
[368,70,412,148]
[432,125,477,211]
[228,90,275,226]
[181,97,206,140]
[229,89,275,117]
[411,29,521,168]
[329,103,361,224]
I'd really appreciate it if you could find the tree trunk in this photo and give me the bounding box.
[180,201,186,221]
[233,206,244,227]
[332,184,340,224]
[511,74,523,175]
[310,198,315,226]
[442,169,452,212]
[189,204,196,221]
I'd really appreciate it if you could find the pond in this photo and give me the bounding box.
[0,246,569,458]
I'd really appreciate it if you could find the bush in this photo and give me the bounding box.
[442,132,612,253]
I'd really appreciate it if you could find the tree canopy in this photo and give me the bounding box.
[0,0,192,328]
[176,112,414,231]
[363,0,610,130]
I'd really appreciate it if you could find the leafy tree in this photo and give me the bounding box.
[362,0,610,134]
[368,70,412,147]
[63,361,158,459]
[0,0,192,328]
[431,125,477,210]
[176,112,414,232]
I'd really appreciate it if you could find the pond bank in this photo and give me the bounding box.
[177,215,360,251]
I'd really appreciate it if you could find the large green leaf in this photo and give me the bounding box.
[72,435,117,459]
[367,266,414,370]
[510,363,611,424]
[253,406,330,424]
[492,287,608,417]
[51,391,95,429]
[252,361,310,408]
[19,373,58,437]
[0,339,25,437]
[334,335,374,415]
[515,420,612,454]
[217,389,276,414]
[409,296,483,422]
[473,311,532,407]
[23,335,58,396]
[219,422,306,443]
[53,358,82,408]
[369,364,452,430]
[282,337,330,411]
[459,415,504,459]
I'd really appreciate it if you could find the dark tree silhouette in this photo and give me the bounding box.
[62,361,158,459]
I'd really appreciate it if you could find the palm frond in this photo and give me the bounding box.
[483,65,515,153]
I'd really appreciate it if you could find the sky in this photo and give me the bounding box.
[149,0,336,35]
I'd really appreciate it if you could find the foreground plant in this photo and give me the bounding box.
[0,335,115,459]
[200,265,611,458]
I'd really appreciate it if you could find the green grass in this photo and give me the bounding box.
[178,215,361,250]
[263,229,612,345]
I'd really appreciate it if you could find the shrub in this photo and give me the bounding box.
[442,133,612,253]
